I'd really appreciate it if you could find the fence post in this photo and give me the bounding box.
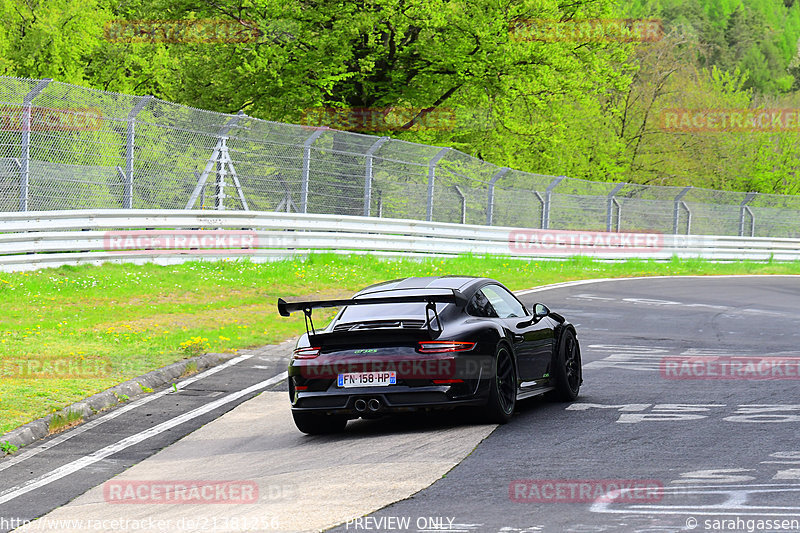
[486,167,510,226]
[533,191,544,228]
[363,136,389,217]
[19,79,52,212]
[301,128,325,214]
[606,183,625,232]
[215,139,228,210]
[185,111,245,210]
[124,96,152,209]
[453,185,467,224]
[426,147,451,221]
[739,192,757,237]
[542,176,565,230]
[673,186,692,234]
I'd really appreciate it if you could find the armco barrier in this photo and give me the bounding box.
[2,210,800,272]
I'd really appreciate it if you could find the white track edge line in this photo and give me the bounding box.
[515,274,800,295]
[0,351,259,473]
[0,371,287,505]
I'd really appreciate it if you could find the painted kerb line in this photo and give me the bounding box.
[0,371,288,505]
[0,350,261,473]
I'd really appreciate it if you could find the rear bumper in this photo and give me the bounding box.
[291,384,488,416]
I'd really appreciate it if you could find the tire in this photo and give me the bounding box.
[481,344,517,424]
[292,411,347,435]
[550,328,582,402]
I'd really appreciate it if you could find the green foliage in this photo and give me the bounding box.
[1,440,18,454]
[629,0,800,94]
[2,0,800,195]
[48,409,83,433]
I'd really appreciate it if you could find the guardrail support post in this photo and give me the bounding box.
[301,128,325,214]
[124,96,152,209]
[486,167,510,226]
[363,136,389,217]
[19,79,51,212]
[185,111,245,210]
[542,176,565,230]
[606,183,625,232]
[739,192,757,237]
[426,147,451,221]
[673,186,692,235]
[453,185,467,224]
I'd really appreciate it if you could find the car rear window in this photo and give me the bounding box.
[337,302,447,322]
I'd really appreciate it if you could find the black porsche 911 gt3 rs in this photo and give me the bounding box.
[277,276,581,434]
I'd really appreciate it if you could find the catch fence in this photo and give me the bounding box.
[2,76,799,237]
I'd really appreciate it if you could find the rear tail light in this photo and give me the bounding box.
[417,341,476,353]
[293,347,321,359]
[432,379,464,384]
[294,385,309,391]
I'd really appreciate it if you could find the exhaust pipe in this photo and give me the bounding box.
[368,398,381,412]
[354,399,367,412]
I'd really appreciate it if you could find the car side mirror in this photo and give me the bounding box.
[533,303,550,319]
[517,303,555,328]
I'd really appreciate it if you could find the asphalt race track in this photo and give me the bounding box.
[1,275,799,533]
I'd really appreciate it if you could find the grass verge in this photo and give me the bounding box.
[1,253,799,436]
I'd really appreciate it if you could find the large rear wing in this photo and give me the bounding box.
[277,289,469,338]
[277,289,468,317]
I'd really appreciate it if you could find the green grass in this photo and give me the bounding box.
[48,409,84,434]
[1,254,799,436]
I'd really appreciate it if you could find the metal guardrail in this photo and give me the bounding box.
[2,210,799,272]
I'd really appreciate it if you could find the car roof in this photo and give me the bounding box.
[356,276,493,296]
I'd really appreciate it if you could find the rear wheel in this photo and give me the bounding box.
[550,329,582,402]
[482,344,517,424]
[292,411,348,435]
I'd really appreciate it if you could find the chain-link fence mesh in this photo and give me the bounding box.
[2,75,800,237]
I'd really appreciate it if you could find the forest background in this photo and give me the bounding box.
[3,0,800,195]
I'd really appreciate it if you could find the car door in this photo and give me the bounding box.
[480,284,554,381]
